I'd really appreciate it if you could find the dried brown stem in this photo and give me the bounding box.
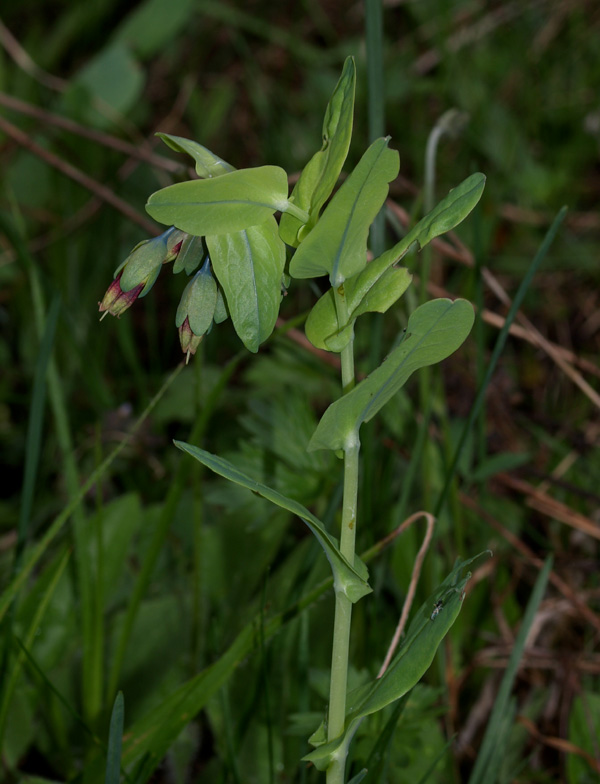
[377,511,436,677]
[387,199,600,401]
[0,92,189,175]
[517,714,600,774]
[460,492,600,634]
[496,473,600,542]
[0,114,157,233]
[0,17,67,91]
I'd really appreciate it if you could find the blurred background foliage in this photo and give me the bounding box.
[1,1,599,782]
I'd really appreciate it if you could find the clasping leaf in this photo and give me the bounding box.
[305,267,412,352]
[309,298,475,452]
[279,56,356,247]
[157,132,235,178]
[348,173,486,313]
[289,137,399,284]
[174,441,372,603]
[303,173,485,351]
[304,553,490,771]
[146,165,290,236]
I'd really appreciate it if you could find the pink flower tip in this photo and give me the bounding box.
[98,271,144,318]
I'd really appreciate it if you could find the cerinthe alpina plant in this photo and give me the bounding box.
[100,56,487,783]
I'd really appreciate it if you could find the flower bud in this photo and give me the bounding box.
[173,234,206,275]
[165,228,187,262]
[176,258,218,362]
[99,226,187,318]
[98,271,144,319]
[178,317,204,359]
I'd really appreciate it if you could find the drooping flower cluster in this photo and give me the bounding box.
[99,226,225,361]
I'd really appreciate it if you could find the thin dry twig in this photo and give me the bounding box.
[460,492,600,635]
[517,714,600,774]
[440,220,600,380]
[410,0,534,75]
[501,202,600,232]
[377,511,436,677]
[0,92,189,175]
[0,114,157,233]
[0,17,152,140]
[473,647,600,673]
[386,199,600,402]
[0,17,67,91]
[496,473,600,542]
[472,307,600,381]
[275,317,341,371]
[0,78,196,268]
[473,257,600,410]
[427,278,600,406]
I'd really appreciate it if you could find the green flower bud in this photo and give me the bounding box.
[165,228,188,262]
[178,317,204,359]
[173,234,206,275]
[117,226,182,295]
[99,226,187,318]
[176,258,218,362]
[213,286,229,324]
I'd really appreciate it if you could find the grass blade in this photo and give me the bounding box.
[106,354,243,700]
[105,692,125,784]
[467,557,553,784]
[174,441,371,602]
[15,295,60,569]
[434,206,568,519]
[309,298,474,452]
[0,364,184,624]
[362,696,408,783]
[365,0,385,259]
[0,548,70,749]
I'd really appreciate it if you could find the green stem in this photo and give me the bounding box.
[326,284,359,784]
[282,201,310,224]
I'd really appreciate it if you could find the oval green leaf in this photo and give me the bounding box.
[309,298,475,452]
[146,165,289,235]
[157,132,235,178]
[173,234,206,275]
[304,554,489,772]
[175,262,217,335]
[289,138,399,284]
[305,267,412,352]
[346,173,485,319]
[173,440,371,603]
[305,288,337,351]
[407,171,485,248]
[350,267,412,319]
[279,56,356,247]
[206,217,285,352]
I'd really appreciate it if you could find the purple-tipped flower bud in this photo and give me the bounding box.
[98,271,145,319]
[176,258,218,363]
[178,317,204,360]
[99,226,187,318]
[165,228,187,262]
[173,235,206,276]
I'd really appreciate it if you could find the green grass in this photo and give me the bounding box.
[1,2,600,782]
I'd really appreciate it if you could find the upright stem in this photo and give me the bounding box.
[326,285,359,784]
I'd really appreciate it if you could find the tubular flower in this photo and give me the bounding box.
[176,258,218,363]
[178,316,204,360]
[99,226,187,318]
[98,271,145,319]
